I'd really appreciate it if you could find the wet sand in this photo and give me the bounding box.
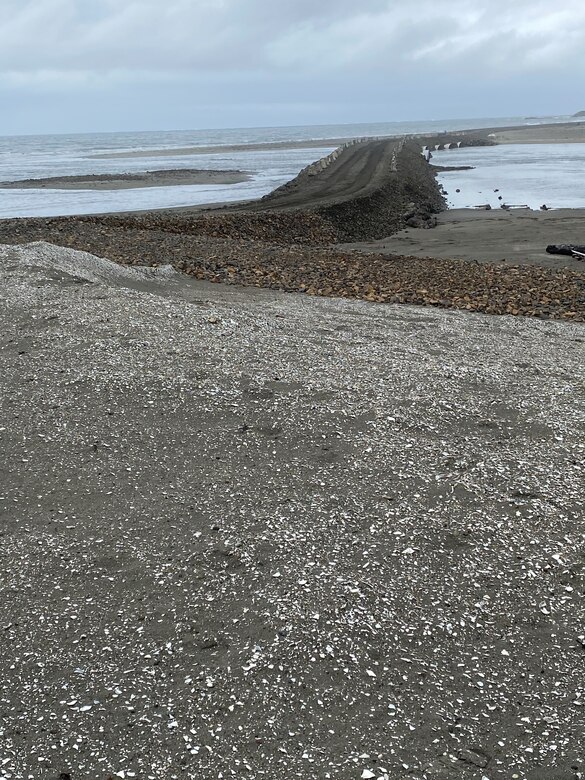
[343,208,585,273]
[0,168,251,191]
[89,138,344,160]
[489,122,585,144]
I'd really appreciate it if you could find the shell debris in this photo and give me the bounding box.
[0,242,584,779]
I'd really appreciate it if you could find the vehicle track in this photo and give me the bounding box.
[238,138,402,212]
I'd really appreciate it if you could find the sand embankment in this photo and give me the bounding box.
[415,120,585,149]
[1,241,583,779]
[0,168,251,191]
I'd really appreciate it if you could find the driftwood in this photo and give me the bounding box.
[546,244,585,259]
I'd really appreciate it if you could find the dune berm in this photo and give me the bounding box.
[1,124,585,320]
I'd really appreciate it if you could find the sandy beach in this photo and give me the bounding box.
[416,120,585,147]
[1,241,584,780]
[489,122,585,144]
[0,168,251,191]
[89,137,346,159]
[0,122,584,779]
[343,207,585,273]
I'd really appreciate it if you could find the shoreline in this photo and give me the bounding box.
[88,138,343,159]
[85,121,585,162]
[0,136,584,320]
[341,207,585,274]
[0,168,252,191]
[488,123,585,144]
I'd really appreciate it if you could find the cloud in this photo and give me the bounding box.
[1,0,583,132]
[2,0,585,77]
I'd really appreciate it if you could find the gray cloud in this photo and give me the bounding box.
[1,0,583,132]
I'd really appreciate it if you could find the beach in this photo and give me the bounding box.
[488,122,585,144]
[1,131,584,320]
[343,207,585,273]
[1,241,583,779]
[1,120,585,779]
[88,137,364,159]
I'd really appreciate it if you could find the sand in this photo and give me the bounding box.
[343,207,585,273]
[1,125,585,779]
[489,122,585,144]
[0,168,251,191]
[89,138,345,160]
[1,241,584,780]
[87,122,585,163]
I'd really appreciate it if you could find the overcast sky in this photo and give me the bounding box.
[2,0,584,134]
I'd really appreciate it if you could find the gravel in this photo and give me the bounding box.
[1,242,584,780]
[0,225,584,321]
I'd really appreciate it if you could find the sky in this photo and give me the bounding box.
[1,0,584,134]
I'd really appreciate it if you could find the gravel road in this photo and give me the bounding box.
[1,242,584,780]
[246,140,401,211]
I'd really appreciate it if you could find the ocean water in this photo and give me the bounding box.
[434,143,585,210]
[0,115,581,218]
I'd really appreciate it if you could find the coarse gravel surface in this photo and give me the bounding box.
[1,242,584,780]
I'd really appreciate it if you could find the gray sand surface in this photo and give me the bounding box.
[1,242,584,780]
[491,124,585,144]
[86,122,585,163]
[89,139,345,160]
[343,208,585,273]
[0,169,251,191]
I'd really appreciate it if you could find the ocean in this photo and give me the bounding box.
[0,115,582,218]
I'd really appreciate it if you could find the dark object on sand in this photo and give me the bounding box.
[475,203,492,210]
[546,244,585,259]
[540,204,550,210]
